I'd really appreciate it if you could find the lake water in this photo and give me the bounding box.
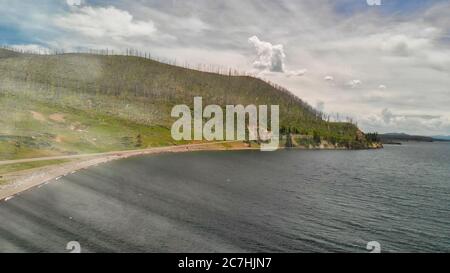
[0,142,449,253]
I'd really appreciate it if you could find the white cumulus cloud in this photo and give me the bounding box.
[248,35,286,73]
[55,6,157,40]
[347,79,362,88]
[248,36,307,77]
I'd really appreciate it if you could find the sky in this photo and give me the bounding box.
[0,0,449,135]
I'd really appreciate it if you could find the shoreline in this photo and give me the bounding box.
[0,141,382,201]
[0,141,257,201]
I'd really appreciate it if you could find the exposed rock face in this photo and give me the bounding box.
[281,133,383,150]
[356,130,365,142]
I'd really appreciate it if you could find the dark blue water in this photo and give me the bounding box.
[0,142,449,252]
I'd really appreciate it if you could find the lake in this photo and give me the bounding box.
[0,142,449,252]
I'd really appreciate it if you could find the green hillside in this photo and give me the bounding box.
[0,48,372,164]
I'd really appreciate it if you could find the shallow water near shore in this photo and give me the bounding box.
[0,142,449,253]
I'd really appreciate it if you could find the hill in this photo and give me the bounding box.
[0,48,21,59]
[432,135,450,141]
[0,48,374,165]
[379,133,434,143]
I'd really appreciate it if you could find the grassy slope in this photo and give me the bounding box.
[0,159,70,178]
[0,49,369,167]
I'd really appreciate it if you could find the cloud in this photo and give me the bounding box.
[408,114,441,120]
[66,0,82,7]
[248,35,285,73]
[10,44,50,54]
[347,79,362,88]
[381,108,394,124]
[248,35,307,77]
[362,108,448,135]
[287,69,307,77]
[380,34,432,57]
[381,108,441,124]
[55,6,158,40]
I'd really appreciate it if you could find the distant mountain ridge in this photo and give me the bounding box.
[380,133,450,143]
[432,135,450,141]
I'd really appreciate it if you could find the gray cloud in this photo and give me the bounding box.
[381,108,394,124]
[362,108,449,136]
[382,108,441,122]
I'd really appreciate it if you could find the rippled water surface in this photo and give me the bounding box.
[1,142,449,252]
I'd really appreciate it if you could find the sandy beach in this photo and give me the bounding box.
[0,141,255,201]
